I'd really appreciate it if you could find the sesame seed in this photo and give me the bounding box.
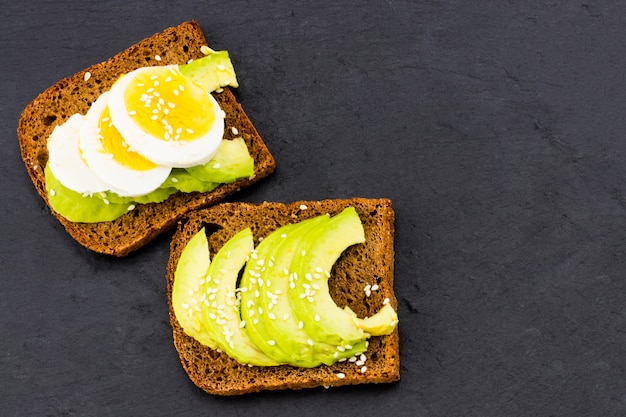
[299,204,308,210]
[361,366,367,373]
[200,45,215,55]
[165,76,172,82]
[84,72,91,81]
[307,339,314,346]
[371,284,379,291]
[213,163,221,169]
[383,297,390,305]
[173,89,179,96]
[268,312,276,320]
[298,321,304,329]
[154,55,161,61]
[127,204,135,211]
[356,359,365,366]
[103,199,110,205]
[239,321,246,328]
[267,339,276,346]
[49,189,56,196]
[314,314,320,322]
[336,373,345,379]
[231,126,239,135]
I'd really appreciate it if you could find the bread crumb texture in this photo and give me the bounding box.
[17,21,275,256]
[166,198,400,395]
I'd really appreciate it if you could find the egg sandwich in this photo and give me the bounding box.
[17,21,275,256]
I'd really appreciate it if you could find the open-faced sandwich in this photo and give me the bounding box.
[166,198,400,395]
[17,21,275,256]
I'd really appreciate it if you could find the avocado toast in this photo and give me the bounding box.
[17,21,275,256]
[166,198,400,395]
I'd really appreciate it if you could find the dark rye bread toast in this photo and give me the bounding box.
[17,21,275,256]
[166,198,400,395]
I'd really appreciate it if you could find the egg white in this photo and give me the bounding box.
[107,65,225,169]
[79,92,172,197]
[47,113,110,194]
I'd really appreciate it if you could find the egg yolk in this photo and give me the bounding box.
[98,107,158,171]
[123,66,214,142]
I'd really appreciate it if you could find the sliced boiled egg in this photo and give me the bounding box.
[107,65,225,168]
[79,91,172,197]
[47,113,110,194]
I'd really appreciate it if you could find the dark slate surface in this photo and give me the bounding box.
[1,1,625,416]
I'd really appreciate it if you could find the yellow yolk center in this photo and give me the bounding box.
[123,66,215,142]
[98,107,158,171]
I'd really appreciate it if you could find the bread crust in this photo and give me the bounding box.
[17,21,275,256]
[166,198,400,395]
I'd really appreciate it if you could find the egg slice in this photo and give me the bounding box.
[107,65,225,168]
[47,113,110,194]
[79,91,172,197]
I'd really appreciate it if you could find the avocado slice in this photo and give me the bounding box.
[178,49,238,92]
[351,303,399,336]
[241,215,341,367]
[200,227,278,366]
[171,227,218,349]
[44,163,130,223]
[288,207,370,359]
[185,137,254,183]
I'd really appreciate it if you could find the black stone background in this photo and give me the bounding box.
[1,1,625,416]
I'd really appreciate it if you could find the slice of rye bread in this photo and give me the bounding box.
[166,198,400,395]
[17,21,275,256]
